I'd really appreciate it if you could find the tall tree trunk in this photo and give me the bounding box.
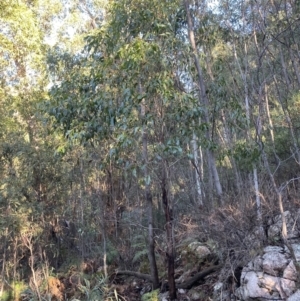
[191,132,203,207]
[162,162,176,300]
[140,83,159,289]
[97,173,108,279]
[0,228,8,296]
[279,46,291,87]
[184,0,223,203]
[79,157,86,257]
[232,35,263,225]
[264,84,280,165]
[219,110,242,195]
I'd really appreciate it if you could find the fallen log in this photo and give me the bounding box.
[116,270,153,282]
[116,264,223,290]
[176,264,223,289]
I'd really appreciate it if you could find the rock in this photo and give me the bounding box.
[213,282,223,292]
[287,289,300,301]
[195,245,211,258]
[263,246,284,253]
[280,278,296,297]
[236,270,280,300]
[235,244,298,300]
[216,211,300,301]
[284,260,297,281]
[262,247,288,276]
[259,274,295,298]
[291,243,300,261]
[251,256,263,271]
[188,242,211,259]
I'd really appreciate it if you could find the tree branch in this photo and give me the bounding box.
[116,270,153,282]
[176,264,223,289]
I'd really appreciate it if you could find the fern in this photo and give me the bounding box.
[76,274,107,301]
[132,234,147,248]
[132,248,148,263]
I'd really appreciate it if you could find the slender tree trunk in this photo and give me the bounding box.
[97,174,108,279]
[199,144,204,182]
[184,0,223,203]
[79,158,86,257]
[279,46,291,87]
[140,83,159,289]
[219,110,242,194]
[253,166,262,223]
[191,132,203,207]
[162,162,176,300]
[233,35,264,223]
[205,149,214,202]
[0,228,8,297]
[252,15,270,238]
[264,84,280,164]
[203,44,241,196]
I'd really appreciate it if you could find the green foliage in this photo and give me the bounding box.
[3,0,300,300]
[70,274,121,301]
[232,141,261,171]
[106,241,119,265]
[131,234,148,263]
[141,289,159,301]
[0,281,27,301]
[133,249,149,264]
[77,276,107,301]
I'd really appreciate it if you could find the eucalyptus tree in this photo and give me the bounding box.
[0,0,107,290]
[0,0,47,210]
[48,0,205,297]
[184,0,224,204]
[0,0,54,288]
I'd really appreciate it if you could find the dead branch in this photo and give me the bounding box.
[177,264,223,289]
[116,270,153,282]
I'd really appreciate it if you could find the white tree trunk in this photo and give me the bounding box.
[191,132,203,207]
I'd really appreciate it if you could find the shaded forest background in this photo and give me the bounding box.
[1,0,300,300]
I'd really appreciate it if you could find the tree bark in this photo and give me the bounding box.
[116,270,153,282]
[162,162,176,300]
[191,132,203,207]
[279,46,291,87]
[177,264,223,289]
[97,174,108,279]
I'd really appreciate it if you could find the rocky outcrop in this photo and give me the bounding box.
[214,211,300,300]
[235,245,296,300]
[232,240,300,301]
